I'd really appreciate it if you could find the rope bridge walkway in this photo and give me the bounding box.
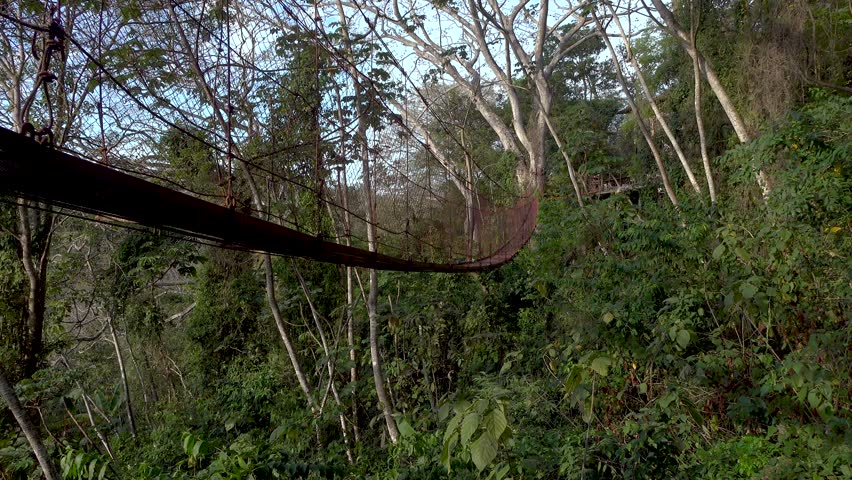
[0,2,539,272]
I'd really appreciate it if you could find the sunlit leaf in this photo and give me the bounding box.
[470,431,498,471]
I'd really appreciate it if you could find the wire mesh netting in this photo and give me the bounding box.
[0,1,538,271]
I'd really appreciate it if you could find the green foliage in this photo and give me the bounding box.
[0,434,37,478]
[439,384,512,476]
[60,449,109,480]
[2,3,850,476]
[186,249,264,371]
[0,204,26,381]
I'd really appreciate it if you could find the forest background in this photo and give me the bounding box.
[0,0,850,478]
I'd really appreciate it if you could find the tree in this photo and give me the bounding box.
[604,1,702,195]
[0,1,107,378]
[643,0,770,195]
[333,0,401,442]
[593,10,679,205]
[352,0,601,197]
[0,366,60,479]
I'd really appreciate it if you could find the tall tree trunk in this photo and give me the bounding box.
[367,268,399,443]
[459,118,487,257]
[540,107,585,207]
[168,0,322,418]
[691,1,717,203]
[595,12,679,206]
[142,349,160,405]
[123,324,150,421]
[334,0,399,443]
[262,254,317,412]
[333,83,362,443]
[59,356,115,459]
[358,109,399,443]
[606,3,702,194]
[107,314,136,438]
[527,98,550,194]
[0,366,60,480]
[17,203,53,378]
[361,137,400,443]
[293,263,354,463]
[345,264,361,442]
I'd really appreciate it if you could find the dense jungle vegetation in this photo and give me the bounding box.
[1,0,850,478]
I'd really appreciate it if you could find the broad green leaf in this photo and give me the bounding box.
[269,426,286,443]
[182,434,193,455]
[582,397,594,423]
[444,413,462,444]
[192,439,204,458]
[440,431,457,472]
[470,431,498,471]
[565,365,584,394]
[712,244,725,259]
[438,402,451,421]
[659,392,677,410]
[499,425,513,442]
[741,282,758,299]
[398,418,415,438]
[453,399,471,414]
[807,389,821,409]
[484,408,507,440]
[676,330,690,349]
[590,355,612,376]
[460,412,480,444]
[683,398,703,425]
[668,326,679,341]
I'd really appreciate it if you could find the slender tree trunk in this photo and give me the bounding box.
[691,2,717,203]
[367,267,399,443]
[123,324,150,420]
[0,366,60,480]
[333,83,362,443]
[360,134,400,442]
[540,107,585,207]
[293,263,354,463]
[607,3,702,194]
[188,8,322,420]
[143,348,160,404]
[595,12,679,206]
[358,120,400,443]
[460,117,484,258]
[333,0,399,443]
[107,314,136,438]
[262,254,317,412]
[528,100,550,194]
[59,356,115,459]
[17,203,53,378]
[345,265,361,442]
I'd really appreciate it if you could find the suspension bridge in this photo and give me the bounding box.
[0,3,540,272]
